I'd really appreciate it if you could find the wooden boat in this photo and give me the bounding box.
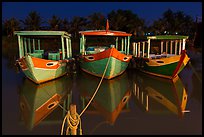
[19,75,73,130]
[78,71,131,124]
[78,20,132,79]
[131,35,190,80]
[131,70,188,118]
[14,31,73,84]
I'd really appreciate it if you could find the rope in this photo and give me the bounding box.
[60,47,114,135]
[79,48,113,117]
[61,111,82,135]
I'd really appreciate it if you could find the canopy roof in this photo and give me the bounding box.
[79,30,132,37]
[146,35,189,40]
[14,31,71,37]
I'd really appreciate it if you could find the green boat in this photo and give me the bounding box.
[78,20,132,79]
[131,35,190,80]
[14,31,73,84]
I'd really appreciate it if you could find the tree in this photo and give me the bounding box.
[48,15,62,30]
[21,11,43,30]
[61,18,70,31]
[69,16,87,38]
[151,9,195,36]
[107,9,145,36]
[86,12,106,30]
[3,17,21,37]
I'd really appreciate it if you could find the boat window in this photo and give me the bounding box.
[123,56,129,61]
[86,47,95,51]
[156,60,164,63]
[46,62,58,67]
[85,56,95,61]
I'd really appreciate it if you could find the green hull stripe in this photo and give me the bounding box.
[144,61,178,76]
[80,57,129,78]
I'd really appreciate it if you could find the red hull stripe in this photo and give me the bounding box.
[83,48,132,62]
[79,30,132,36]
[172,50,186,77]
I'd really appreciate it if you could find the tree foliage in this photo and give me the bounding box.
[21,11,43,30]
[3,17,20,37]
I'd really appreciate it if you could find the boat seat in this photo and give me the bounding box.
[149,54,156,59]
[119,51,125,54]
[167,54,175,57]
[34,49,44,54]
[48,52,60,60]
[30,53,43,58]
[86,51,96,55]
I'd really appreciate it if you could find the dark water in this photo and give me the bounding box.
[2,49,202,135]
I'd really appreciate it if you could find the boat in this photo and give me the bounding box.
[78,71,131,125]
[131,70,189,118]
[131,35,190,80]
[14,31,73,84]
[19,75,73,130]
[78,20,132,79]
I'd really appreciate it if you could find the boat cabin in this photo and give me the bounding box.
[14,31,72,61]
[132,35,189,59]
[79,30,132,55]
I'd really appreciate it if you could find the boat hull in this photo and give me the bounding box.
[79,48,132,79]
[18,54,68,84]
[134,50,190,79]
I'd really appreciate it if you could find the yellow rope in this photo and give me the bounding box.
[60,47,113,135]
[79,48,113,117]
[61,111,82,135]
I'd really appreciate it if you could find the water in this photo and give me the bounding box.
[2,49,202,135]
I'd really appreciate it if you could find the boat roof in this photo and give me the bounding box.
[146,35,189,40]
[79,30,132,36]
[14,31,71,37]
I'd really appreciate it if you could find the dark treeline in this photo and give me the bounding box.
[2,9,202,47]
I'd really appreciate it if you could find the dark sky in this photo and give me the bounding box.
[2,2,202,26]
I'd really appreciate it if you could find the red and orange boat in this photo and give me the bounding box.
[78,20,132,79]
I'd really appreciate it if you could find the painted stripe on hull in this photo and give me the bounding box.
[20,55,68,84]
[80,57,129,79]
[22,65,67,84]
[83,47,132,62]
[142,52,189,79]
[143,61,178,77]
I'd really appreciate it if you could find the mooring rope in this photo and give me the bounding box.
[60,48,114,135]
[61,110,82,135]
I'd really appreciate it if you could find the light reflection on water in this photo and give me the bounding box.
[2,49,202,135]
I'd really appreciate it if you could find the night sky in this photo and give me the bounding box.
[2,2,202,26]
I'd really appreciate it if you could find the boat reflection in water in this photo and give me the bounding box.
[132,70,189,118]
[78,71,131,125]
[18,75,73,130]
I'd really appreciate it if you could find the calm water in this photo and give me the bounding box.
[2,49,202,135]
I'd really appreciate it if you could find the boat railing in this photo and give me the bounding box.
[132,37,188,59]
